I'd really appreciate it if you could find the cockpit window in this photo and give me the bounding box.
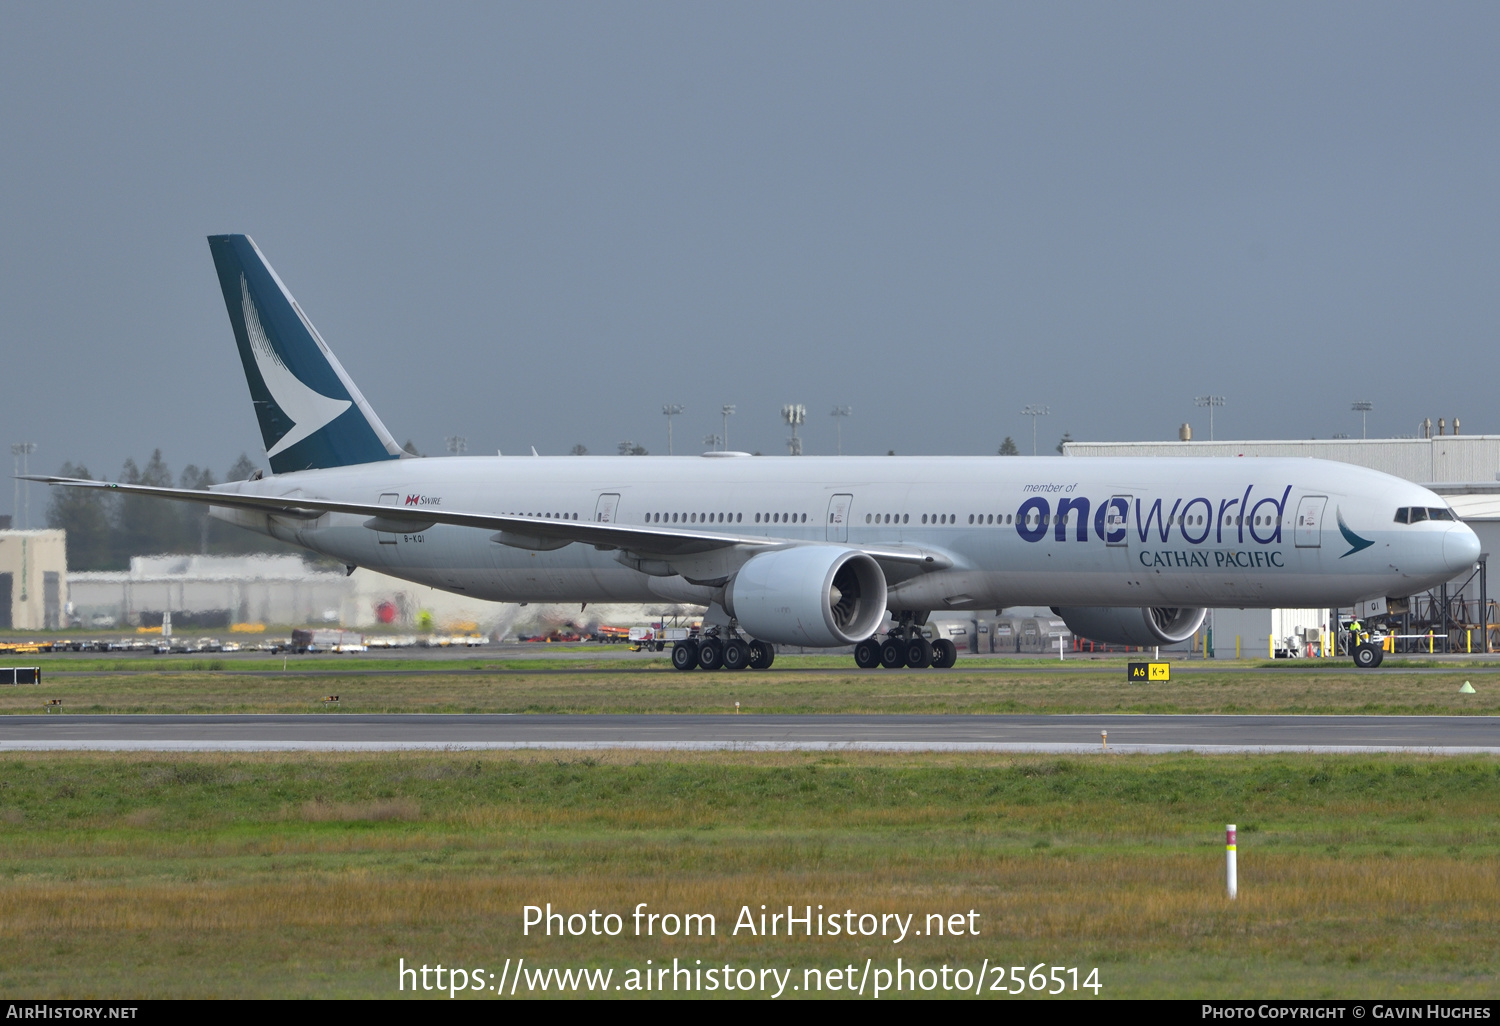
[1395,506,1455,524]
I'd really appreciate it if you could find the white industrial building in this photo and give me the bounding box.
[68,555,352,629]
[1064,434,1500,484]
[1063,435,1497,655]
[64,554,685,638]
[0,530,69,631]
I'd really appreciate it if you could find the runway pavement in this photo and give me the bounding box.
[0,713,1495,754]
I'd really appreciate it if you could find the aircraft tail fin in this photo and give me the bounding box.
[207,235,404,474]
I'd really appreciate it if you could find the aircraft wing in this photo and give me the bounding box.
[21,476,952,570]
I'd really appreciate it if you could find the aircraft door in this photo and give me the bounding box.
[1105,495,1130,547]
[827,493,853,542]
[376,492,399,544]
[595,493,621,523]
[1295,495,1327,548]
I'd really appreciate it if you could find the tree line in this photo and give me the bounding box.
[46,451,305,571]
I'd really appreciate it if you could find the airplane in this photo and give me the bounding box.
[27,235,1481,671]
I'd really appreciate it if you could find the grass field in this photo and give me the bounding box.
[0,750,1495,998]
[2,656,1497,715]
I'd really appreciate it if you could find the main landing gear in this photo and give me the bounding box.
[671,632,776,672]
[854,614,958,670]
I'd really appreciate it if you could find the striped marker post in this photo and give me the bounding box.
[1226,824,1238,899]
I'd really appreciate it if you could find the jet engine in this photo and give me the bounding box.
[724,547,888,647]
[1053,606,1207,648]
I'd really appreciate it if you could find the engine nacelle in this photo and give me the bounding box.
[725,547,888,647]
[1053,606,1207,648]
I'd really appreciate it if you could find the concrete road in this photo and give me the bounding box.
[0,713,1495,753]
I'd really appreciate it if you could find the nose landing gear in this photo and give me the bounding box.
[1352,642,1384,669]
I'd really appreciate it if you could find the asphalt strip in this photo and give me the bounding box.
[2,741,1497,754]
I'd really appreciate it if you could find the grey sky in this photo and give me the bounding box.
[4,3,1499,524]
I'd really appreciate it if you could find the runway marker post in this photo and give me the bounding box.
[1226,824,1238,899]
[1100,730,1107,752]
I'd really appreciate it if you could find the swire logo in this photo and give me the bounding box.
[405,494,441,506]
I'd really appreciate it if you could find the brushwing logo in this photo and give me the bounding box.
[240,275,351,458]
[1336,508,1374,558]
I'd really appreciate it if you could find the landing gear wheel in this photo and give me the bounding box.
[722,638,751,671]
[698,638,725,671]
[747,640,776,670]
[853,639,882,669]
[1352,642,1384,669]
[879,638,906,668]
[931,638,958,669]
[905,638,934,669]
[671,640,699,671]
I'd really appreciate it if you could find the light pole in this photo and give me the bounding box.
[721,405,735,452]
[444,435,467,456]
[1020,405,1049,456]
[830,406,851,455]
[1194,395,1226,441]
[1351,400,1373,439]
[782,404,806,456]
[10,442,36,530]
[703,433,722,451]
[662,404,684,455]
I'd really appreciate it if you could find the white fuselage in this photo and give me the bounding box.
[209,454,1479,613]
